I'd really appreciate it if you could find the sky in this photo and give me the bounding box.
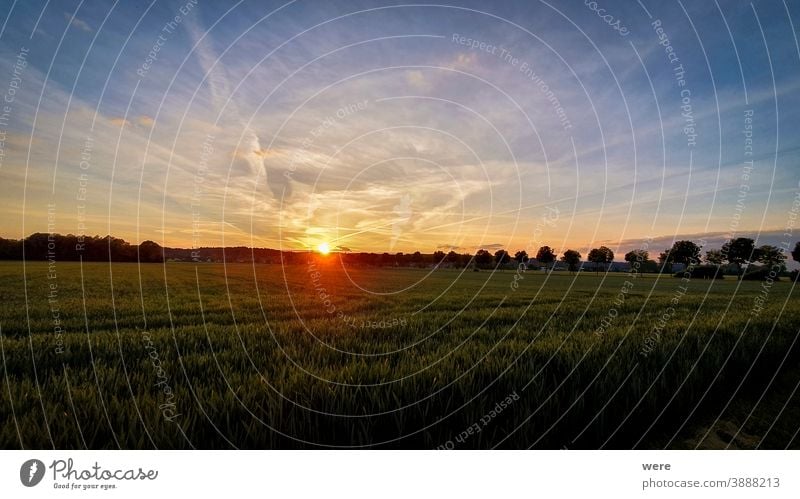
[0,0,799,260]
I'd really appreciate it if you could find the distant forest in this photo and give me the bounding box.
[1,233,798,280]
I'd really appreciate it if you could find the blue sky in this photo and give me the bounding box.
[1,0,799,260]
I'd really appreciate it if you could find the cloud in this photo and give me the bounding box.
[436,244,466,251]
[448,52,476,69]
[137,116,154,127]
[1,3,798,254]
[64,13,92,33]
[405,70,430,90]
[109,117,132,127]
[252,147,284,159]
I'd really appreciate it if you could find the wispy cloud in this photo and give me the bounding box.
[0,1,797,257]
[64,13,93,33]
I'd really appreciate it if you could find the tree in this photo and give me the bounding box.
[446,250,459,264]
[561,249,582,273]
[624,249,649,274]
[475,249,493,268]
[494,249,511,268]
[514,250,529,265]
[138,240,163,263]
[755,245,786,271]
[432,250,445,263]
[412,251,424,267]
[587,246,614,273]
[664,240,702,267]
[536,245,556,270]
[721,237,755,279]
[657,250,671,273]
[705,249,724,266]
[792,241,800,264]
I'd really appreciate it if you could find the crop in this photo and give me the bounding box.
[1,261,798,449]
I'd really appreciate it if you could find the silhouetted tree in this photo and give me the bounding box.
[624,249,648,274]
[722,237,755,279]
[138,240,164,263]
[755,245,786,271]
[475,249,493,268]
[536,246,556,271]
[445,251,458,264]
[494,249,511,268]
[0,237,21,259]
[705,249,724,266]
[561,249,581,273]
[665,240,702,267]
[514,250,528,265]
[587,246,614,273]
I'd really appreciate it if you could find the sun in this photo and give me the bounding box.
[317,242,331,255]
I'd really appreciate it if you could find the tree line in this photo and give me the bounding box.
[0,233,164,262]
[1,234,798,280]
[472,238,799,280]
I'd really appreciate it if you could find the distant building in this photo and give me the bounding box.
[578,261,631,272]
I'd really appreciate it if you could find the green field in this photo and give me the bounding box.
[1,261,799,449]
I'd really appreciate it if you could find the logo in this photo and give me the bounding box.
[20,459,45,487]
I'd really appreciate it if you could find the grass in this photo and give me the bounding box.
[1,260,799,449]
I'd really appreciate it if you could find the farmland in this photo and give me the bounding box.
[1,260,799,449]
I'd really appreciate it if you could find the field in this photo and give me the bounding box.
[1,260,799,449]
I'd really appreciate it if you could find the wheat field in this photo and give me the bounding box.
[1,261,798,449]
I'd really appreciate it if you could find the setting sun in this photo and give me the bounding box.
[317,242,331,255]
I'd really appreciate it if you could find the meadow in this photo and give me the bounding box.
[1,260,799,449]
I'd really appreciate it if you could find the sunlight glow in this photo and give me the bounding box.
[317,242,331,255]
